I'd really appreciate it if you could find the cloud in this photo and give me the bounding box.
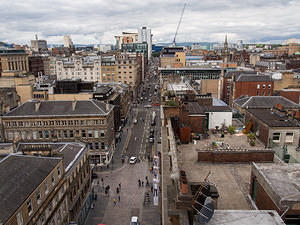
[0,0,299,45]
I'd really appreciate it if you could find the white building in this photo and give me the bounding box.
[56,56,101,82]
[63,35,74,48]
[138,27,152,60]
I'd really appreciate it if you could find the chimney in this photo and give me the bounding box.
[35,101,41,112]
[72,100,77,111]
[106,103,110,112]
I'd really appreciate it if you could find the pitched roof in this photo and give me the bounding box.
[234,96,300,109]
[247,109,299,127]
[188,102,232,114]
[224,70,256,78]
[0,155,61,223]
[236,74,272,82]
[3,100,114,117]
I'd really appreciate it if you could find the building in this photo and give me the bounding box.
[114,32,138,50]
[0,87,20,115]
[0,154,67,225]
[279,89,300,104]
[138,26,152,60]
[64,35,74,48]
[245,108,300,162]
[31,38,48,52]
[232,73,274,105]
[29,55,45,77]
[160,47,185,68]
[233,96,300,115]
[56,56,101,82]
[273,71,300,91]
[18,142,92,225]
[101,55,117,83]
[250,163,300,224]
[2,100,115,165]
[0,48,29,76]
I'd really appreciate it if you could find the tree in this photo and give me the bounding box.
[228,125,236,135]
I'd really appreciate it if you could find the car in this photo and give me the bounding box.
[130,216,139,225]
[149,133,154,138]
[158,136,162,144]
[145,97,147,100]
[149,93,152,97]
[144,104,152,108]
[150,128,154,134]
[129,157,137,164]
[140,97,143,100]
[148,98,152,102]
[149,137,154,143]
[133,119,138,124]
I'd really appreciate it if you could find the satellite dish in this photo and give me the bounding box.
[194,197,215,224]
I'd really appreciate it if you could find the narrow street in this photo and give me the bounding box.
[84,59,161,225]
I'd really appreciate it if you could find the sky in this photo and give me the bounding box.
[1,0,300,45]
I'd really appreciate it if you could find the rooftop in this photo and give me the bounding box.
[207,210,285,225]
[188,102,232,114]
[247,108,299,127]
[3,100,114,117]
[254,163,300,207]
[0,155,61,224]
[234,96,300,109]
[236,74,272,82]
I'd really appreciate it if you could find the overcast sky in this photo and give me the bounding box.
[1,0,300,45]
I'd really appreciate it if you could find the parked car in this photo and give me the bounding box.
[149,133,154,138]
[144,104,152,108]
[129,156,137,164]
[149,137,154,143]
[133,119,138,124]
[150,128,154,134]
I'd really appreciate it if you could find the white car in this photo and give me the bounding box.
[133,119,138,124]
[129,157,137,164]
[144,104,152,108]
[130,216,139,225]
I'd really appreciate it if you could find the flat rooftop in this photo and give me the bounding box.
[254,163,300,204]
[177,142,252,210]
[207,210,285,225]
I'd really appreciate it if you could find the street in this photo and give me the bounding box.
[84,58,161,225]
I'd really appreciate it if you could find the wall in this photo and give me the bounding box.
[208,111,232,130]
[234,81,274,100]
[274,72,300,91]
[48,93,92,101]
[280,90,300,104]
[198,150,274,162]
[160,56,176,68]
[200,79,219,97]
[188,115,206,134]
[15,85,33,104]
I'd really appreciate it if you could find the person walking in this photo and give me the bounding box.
[113,198,117,207]
[138,179,141,187]
[116,187,119,194]
[119,183,121,190]
[142,181,144,186]
[118,195,120,202]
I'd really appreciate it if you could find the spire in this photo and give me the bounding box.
[225,34,228,45]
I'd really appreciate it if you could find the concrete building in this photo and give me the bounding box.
[250,163,300,224]
[273,71,300,92]
[114,32,138,50]
[2,100,115,165]
[0,87,20,115]
[0,154,67,225]
[138,26,152,60]
[64,35,74,48]
[30,39,48,52]
[56,56,101,82]
[0,48,29,76]
[101,55,116,83]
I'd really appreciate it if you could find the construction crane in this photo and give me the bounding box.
[172,2,187,47]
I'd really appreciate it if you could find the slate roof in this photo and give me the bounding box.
[236,74,272,82]
[188,102,232,114]
[247,109,299,127]
[0,155,61,223]
[224,70,256,78]
[3,100,114,117]
[234,96,300,109]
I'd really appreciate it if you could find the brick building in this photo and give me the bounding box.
[279,89,300,104]
[250,163,300,224]
[28,55,45,77]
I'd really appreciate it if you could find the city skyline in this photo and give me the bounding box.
[1,0,300,45]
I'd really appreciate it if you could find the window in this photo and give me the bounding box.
[101,142,105,149]
[27,199,33,215]
[94,130,99,138]
[272,132,281,143]
[45,130,49,139]
[58,167,61,178]
[263,84,266,89]
[257,84,260,89]
[268,84,271,89]
[16,211,24,225]
[57,130,61,138]
[95,142,99,149]
[63,130,68,138]
[88,143,93,149]
[285,132,294,143]
[51,130,55,138]
[82,130,86,138]
[88,130,93,138]
[39,131,43,139]
[70,130,74,138]
[18,121,24,127]
[52,173,56,185]
[100,130,105,137]
[37,190,41,204]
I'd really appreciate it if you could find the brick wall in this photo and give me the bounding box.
[280,90,300,104]
[234,81,274,100]
[189,116,205,134]
[198,151,274,163]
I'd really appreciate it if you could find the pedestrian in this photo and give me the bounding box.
[116,187,119,194]
[142,181,144,186]
[113,198,117,206]
[118,195,120,202]
[138,179,141,187]
[145,176,148,181]
[146,179,149,186]
[151,186,153,193]
[119,183,121,190]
